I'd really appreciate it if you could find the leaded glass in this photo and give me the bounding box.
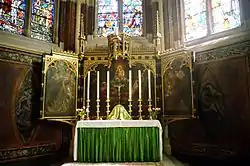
[184,0,207,41]
[122,0,143,36]
[97,0,118,37]
[212,0,241,33]
[0,0,26,34]
[31,0,54,42]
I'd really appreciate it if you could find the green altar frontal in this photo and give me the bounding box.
[73,120,162,163]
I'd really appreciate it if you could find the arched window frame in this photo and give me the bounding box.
[183,0,244,43]
[0,0,59,43]
[95,0,145,37]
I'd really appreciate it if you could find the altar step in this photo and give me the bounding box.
[59,155,188,166]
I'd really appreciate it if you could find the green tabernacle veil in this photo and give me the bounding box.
[107,104,132,120]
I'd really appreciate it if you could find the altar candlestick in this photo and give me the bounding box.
[106,70,110,116]
[97,71,100,99]
[87,71,90,100]
[129,70,132,100]
[107,71,110,99]
[138,70,142,99]
[148,69,151,99]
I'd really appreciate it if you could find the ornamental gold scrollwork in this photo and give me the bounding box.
[44,58,78,76]
[44,52,78,75]
[161,50,195,118]
[130,60,156,76]
[41,52,79,120]
[161,52,191,76]
[83,60,108,78]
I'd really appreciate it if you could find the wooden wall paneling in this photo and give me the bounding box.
[0,49,65,163]
[169,40,250,160]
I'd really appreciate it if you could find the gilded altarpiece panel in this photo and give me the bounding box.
[161,51,194,118]
[84,57,156,119]
[41,52,78,119]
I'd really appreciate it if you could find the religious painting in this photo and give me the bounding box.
[84,58,156,120]
[109,58,130,109]
[162,55,193,117]
[41,53,78,119]
[86,64,108,118]
[131,63,155,118]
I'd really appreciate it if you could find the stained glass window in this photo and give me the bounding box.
[184,0,207,41]
[97,0,143,37]
[184,0,241,41]
[97,0,118,37]
[211,0,241,33]
[122,0,143,36]
[31,0,54,42]
[0,0,26,34]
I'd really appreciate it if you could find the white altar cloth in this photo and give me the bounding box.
[73,120,163,161]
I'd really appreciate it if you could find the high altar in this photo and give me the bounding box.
[39,13,195,163]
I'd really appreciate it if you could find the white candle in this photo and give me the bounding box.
[129,70,132,100]
[148,69,151,99]
[87,71,90,100]
[107,71,110,99]
[193,51,196,62]
[97,71,100,99]
[138,70,141,99]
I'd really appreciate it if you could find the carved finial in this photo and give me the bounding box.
[154,10,161,53]
[107,33,132,67]
[156,10,160,37]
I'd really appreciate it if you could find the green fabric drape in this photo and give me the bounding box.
[77,127,160,163]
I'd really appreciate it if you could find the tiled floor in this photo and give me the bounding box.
[56,155,189,166]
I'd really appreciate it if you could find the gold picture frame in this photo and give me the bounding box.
[161,50,195,119]
[40,51,79,120]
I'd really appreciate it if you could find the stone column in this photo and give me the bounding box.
[75,0,82,54]
[152,1,158,47]
[167,0,174,49]
[163,0,184,50]
[152,0,165,52]
[24,0,32,37]
[158,0,165,51]
[179,0,185,45]
[144,0,153,41]
[53,0,60,44]
[93,0,98,37]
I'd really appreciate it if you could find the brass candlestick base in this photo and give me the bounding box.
[106,98,110,117]
[148,98,152,120]
[86,99,90,120]
[96,99,100,120]
[138,98,143,120]
[128,99,132,116]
